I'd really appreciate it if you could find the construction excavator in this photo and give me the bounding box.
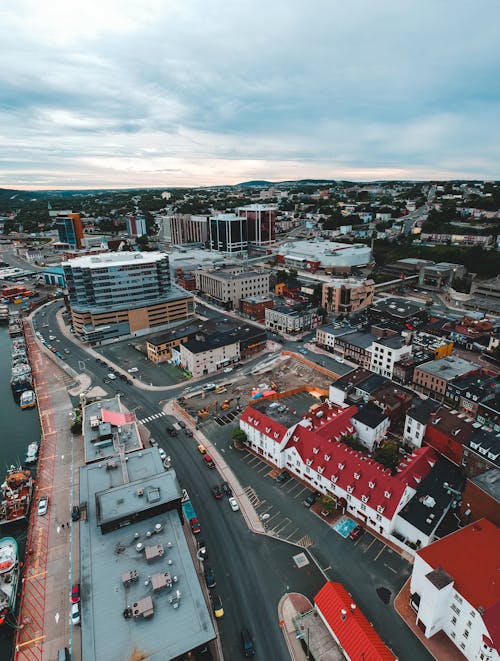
[222,396,241,410]
[198,401,219,418]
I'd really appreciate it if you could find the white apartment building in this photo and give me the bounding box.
[403,399,441,447]
[239,400,437,546]
[351,405,390,452]
[176,338,239,378]
[370,335,412,379]
[410,519,499,661]
[194,266,270,310]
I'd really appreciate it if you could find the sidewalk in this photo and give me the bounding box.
[394,579,466,661]
[277,593,313,661]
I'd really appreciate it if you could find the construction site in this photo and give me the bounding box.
[178,353,336,425]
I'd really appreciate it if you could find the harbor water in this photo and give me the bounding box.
[0,326,41,658]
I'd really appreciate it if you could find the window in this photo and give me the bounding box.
[460,642,466,650]
[463,630,469,639]
[451,616,457,625]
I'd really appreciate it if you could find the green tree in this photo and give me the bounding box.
[373,441,399,472]
[232,428,247,445]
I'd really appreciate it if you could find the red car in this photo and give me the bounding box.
[71,584,81,603]
[349,525,364,541]
[203,454,215,468]
[190,517,201,534]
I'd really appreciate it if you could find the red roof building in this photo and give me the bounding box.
[315,582,396,661]
[240,399,437,541]
[410,519,500,659]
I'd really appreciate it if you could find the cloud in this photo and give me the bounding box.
[1,0,500,188]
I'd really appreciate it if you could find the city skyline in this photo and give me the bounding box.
[1,0,499,190]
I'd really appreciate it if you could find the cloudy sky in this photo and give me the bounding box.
[1,0,499,189]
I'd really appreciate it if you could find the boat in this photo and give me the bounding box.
[0,537,19,625]
[0,466,35,527]
[25,442,39,465]
[20,390,36,410]
[10,363,33,401]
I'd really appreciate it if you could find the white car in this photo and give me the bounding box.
[107,373,117,380]
[49,335,56,340]
[71,601,81,625]
[223,367,233,373]
[37,496,49,516]
[158,448,167,461]
[228,497,239,512]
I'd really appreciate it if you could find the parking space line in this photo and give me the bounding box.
[272,517,292,534]
[257,464,270,474]
[363,537,377,553]
[286,527,300,540]
[374,544,386,562]
[286,483,303,496]
[294,487,308,499]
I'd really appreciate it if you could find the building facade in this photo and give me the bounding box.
[168,214,209,245]
[321,278,374,314]
[194,266,270,310]
[56,212,84,249]
[265,306,321,335]
[370,336,412,379]
[410,519,499,661]
[64,252,193,343]
[240,294,274,321]
[413,356,480,398]
[127,214,147,237]
[209,214,247,254]
[237,204,276,245]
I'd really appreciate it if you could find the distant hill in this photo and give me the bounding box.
[235,180,274,187]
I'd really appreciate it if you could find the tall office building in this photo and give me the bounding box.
[56,212,84,249]
[63,251,193,344]
[127,214,147,237]
[237,204,276,245]
[209,214,247,254]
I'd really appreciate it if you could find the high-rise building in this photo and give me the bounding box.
[168,214,209,245]
[321,277,375,314]
[127,214,147,237]
[237,204,276,245]
[56,212,84,248]
[209,214,247,254]
[63,252,193,344]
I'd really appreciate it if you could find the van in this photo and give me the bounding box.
[58,648,70,661]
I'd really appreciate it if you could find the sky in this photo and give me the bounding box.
[1,0,499,190]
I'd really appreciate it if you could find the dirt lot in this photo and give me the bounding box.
[181,354,332,422]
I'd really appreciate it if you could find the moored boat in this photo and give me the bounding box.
[0,537,19,626]
[25,442,39,465]
[20,390,36,410]
[0,466,35,527]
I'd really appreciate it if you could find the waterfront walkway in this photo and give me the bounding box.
[15,321,83,661]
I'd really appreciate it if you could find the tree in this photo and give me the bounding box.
[232,428,247,446]
[373,441,399,472]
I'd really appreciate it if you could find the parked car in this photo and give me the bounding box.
[276,470,291,483]
[158,448,167,461]
[203,454,215,468]
[71,584,81,603]
[221,481,232,497]
[71,601,81,625]
[223,366,233,373]
[197,444,207,454]
[202,383,216,392]
[185,429,193,437]
[190,517,201,534]
[211,485,223,500]
[228,497,240,512]
[240,628,255,657]
[107,373,117,380]
[197,539,208,561]
[204,565,216,588]
[212,594,224,618]
[349,525,364,541]
[166,426,177,437]
[303,491,320,507]
[37,496,49,516]
[71,505,80,521]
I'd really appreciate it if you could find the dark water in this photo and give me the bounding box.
[0,326,41,659]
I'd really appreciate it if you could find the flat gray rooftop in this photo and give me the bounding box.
[416,355,480,379]
[79,451,215,661]
[83,397,143,464]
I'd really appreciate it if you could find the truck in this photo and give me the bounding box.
[182,499,201,534]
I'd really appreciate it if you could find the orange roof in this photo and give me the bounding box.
[417,519,500,613]
[101,409,136,426]
[315,582,396,661]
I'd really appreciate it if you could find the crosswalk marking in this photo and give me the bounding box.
[138,411,168,424]
[296,535,314,548]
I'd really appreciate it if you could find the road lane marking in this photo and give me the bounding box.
[384,563,398,574]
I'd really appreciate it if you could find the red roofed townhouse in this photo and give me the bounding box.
[410,519,500,660]
[315,582,396,661]
[240,399,437,547]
